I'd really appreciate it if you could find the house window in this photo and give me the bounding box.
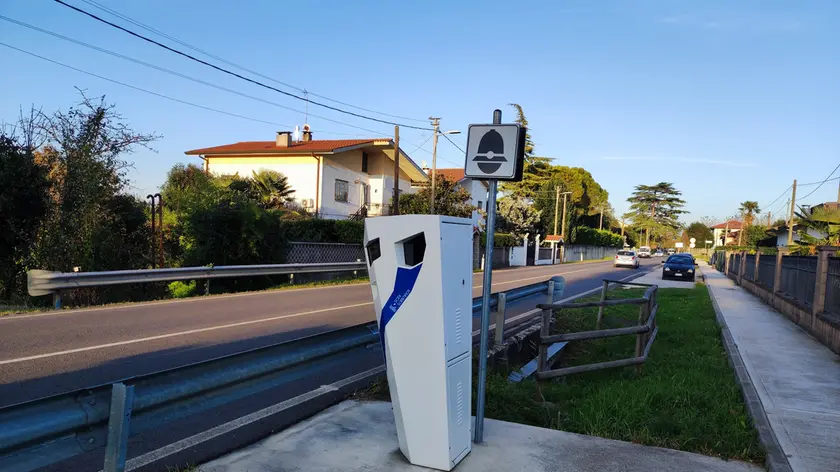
[478,201,483,211]
[361,152,369,173]
[335,179,349,202]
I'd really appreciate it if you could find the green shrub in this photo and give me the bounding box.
[168,280,197,298]
[571,226,623,247]
[480,232,521,247]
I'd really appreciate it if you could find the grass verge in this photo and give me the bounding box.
[485,283,765,463]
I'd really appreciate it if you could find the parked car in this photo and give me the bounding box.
[614,250,640,269]
[653,249,665,257]
[638,246,652,258]
[666,248,676,255]
[662,254,696,281]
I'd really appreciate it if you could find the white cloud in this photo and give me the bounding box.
[601,156,757,168]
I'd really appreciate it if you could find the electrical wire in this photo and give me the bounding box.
[0,42,296,129]
[760,184,792,210]
[797,175,840,187]
[407,134,433,155]
[798,162,840,201]
[77,0,427,123]
[441,132,465,154]
[52,0,432,131]
[0,15,403,137]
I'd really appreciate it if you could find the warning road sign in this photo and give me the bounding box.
[464,124,523,180]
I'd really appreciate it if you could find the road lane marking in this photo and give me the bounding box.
[0,302,374,365]
[472,262,618,289]
[118,365,386,471]
[0,282,372,321]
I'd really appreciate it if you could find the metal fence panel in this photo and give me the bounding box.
[757,255,776,289]
[730,254,740,275]
[779,255,818,306]
[826,257,840,316]
[743,255,756,281]
[286,242,365,263]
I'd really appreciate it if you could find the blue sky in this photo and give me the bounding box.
[1,0,837,223]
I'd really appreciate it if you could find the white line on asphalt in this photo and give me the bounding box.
[0,282,371,321]
[474,267,592,289]
[0,302,374,365]
[118,365,386,471]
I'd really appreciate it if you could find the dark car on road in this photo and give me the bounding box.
[662,254,696,281]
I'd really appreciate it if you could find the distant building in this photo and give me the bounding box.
[186,130,428,219]
[711,220,742,247]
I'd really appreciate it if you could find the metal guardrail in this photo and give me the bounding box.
[1,276,561,472]
[534,279,659,379]
[0,322,379,472]
[28,262,367,307]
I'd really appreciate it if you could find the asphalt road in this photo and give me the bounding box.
[0,258,661,408]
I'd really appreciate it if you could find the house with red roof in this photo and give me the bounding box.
[711,219,743,247]
[186,130,429,219]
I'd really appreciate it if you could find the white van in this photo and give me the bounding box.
[638,246,652,258]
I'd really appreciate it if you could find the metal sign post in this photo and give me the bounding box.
[468,109,525,443]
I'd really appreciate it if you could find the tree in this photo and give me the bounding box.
[501,103,554,198]
[247,169,295,209]
[790,204,840,254]
[738,201,761,227]
[685,221,714,244]
[626,182,686,245]
[497,197,541,236]
[0,134,50,300]
[31,92,159,278]
[398,173,475,218]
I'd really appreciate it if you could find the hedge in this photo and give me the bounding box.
[570,226,623,248]
[480,232,521,248]
[278,219,364,244]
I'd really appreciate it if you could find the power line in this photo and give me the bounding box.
[407,134,433,155]
[761,184,792,210]
[798,162,840,201]
[52,0,432,131]
[441,132,465,154]
[77,0,427,123]
[0,15,402,137]
[798,175,840,187]
[0,42,294,129]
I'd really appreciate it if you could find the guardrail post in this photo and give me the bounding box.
[813,246,838,319]
[595,280,609,329]
[754,251,761,281]
[205,279,210,296]
[494,292,507,345]
[53,291,62,310]
[546,280,556,305]
[103,382,134,472]
[537,308,552,374]
[774,247,787,293]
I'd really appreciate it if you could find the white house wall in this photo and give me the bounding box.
[205,156,318,207]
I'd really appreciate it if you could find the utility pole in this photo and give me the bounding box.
[393,126,400,215]
[599,205,604,230]
[553,187,561,234]
[620,219,625,237]
[767,211,771,226]
[787,179,797,246]
[429,117,440,214]
[837,178,840,203]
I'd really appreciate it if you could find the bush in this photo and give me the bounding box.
[571,226,623,247]
[480,232,521,247]
[168,280,197,298]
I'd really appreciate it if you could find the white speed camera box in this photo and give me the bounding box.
[363,215,473,471]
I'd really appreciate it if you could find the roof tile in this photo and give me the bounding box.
[185,139,389,155]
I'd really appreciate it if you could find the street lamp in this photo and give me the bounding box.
[429,117,460,214]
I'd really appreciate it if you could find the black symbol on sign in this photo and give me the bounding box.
[473,129,506,174]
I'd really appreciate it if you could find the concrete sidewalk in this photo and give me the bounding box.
[202,400,760,472]
[701,262,840,472]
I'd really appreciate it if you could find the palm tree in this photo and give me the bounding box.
[738,201,761,245]
[248,169,295,209]
[790,204,840,255]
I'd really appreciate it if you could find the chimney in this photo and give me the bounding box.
[302,130,313,142]
[276,131,292,148]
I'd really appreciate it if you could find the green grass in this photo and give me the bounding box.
[484,284,765,463]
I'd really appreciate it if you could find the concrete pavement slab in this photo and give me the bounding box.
[202,400,761,472]
[701,263,840,472]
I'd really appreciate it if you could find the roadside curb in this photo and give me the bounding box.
[701,266,793,472]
